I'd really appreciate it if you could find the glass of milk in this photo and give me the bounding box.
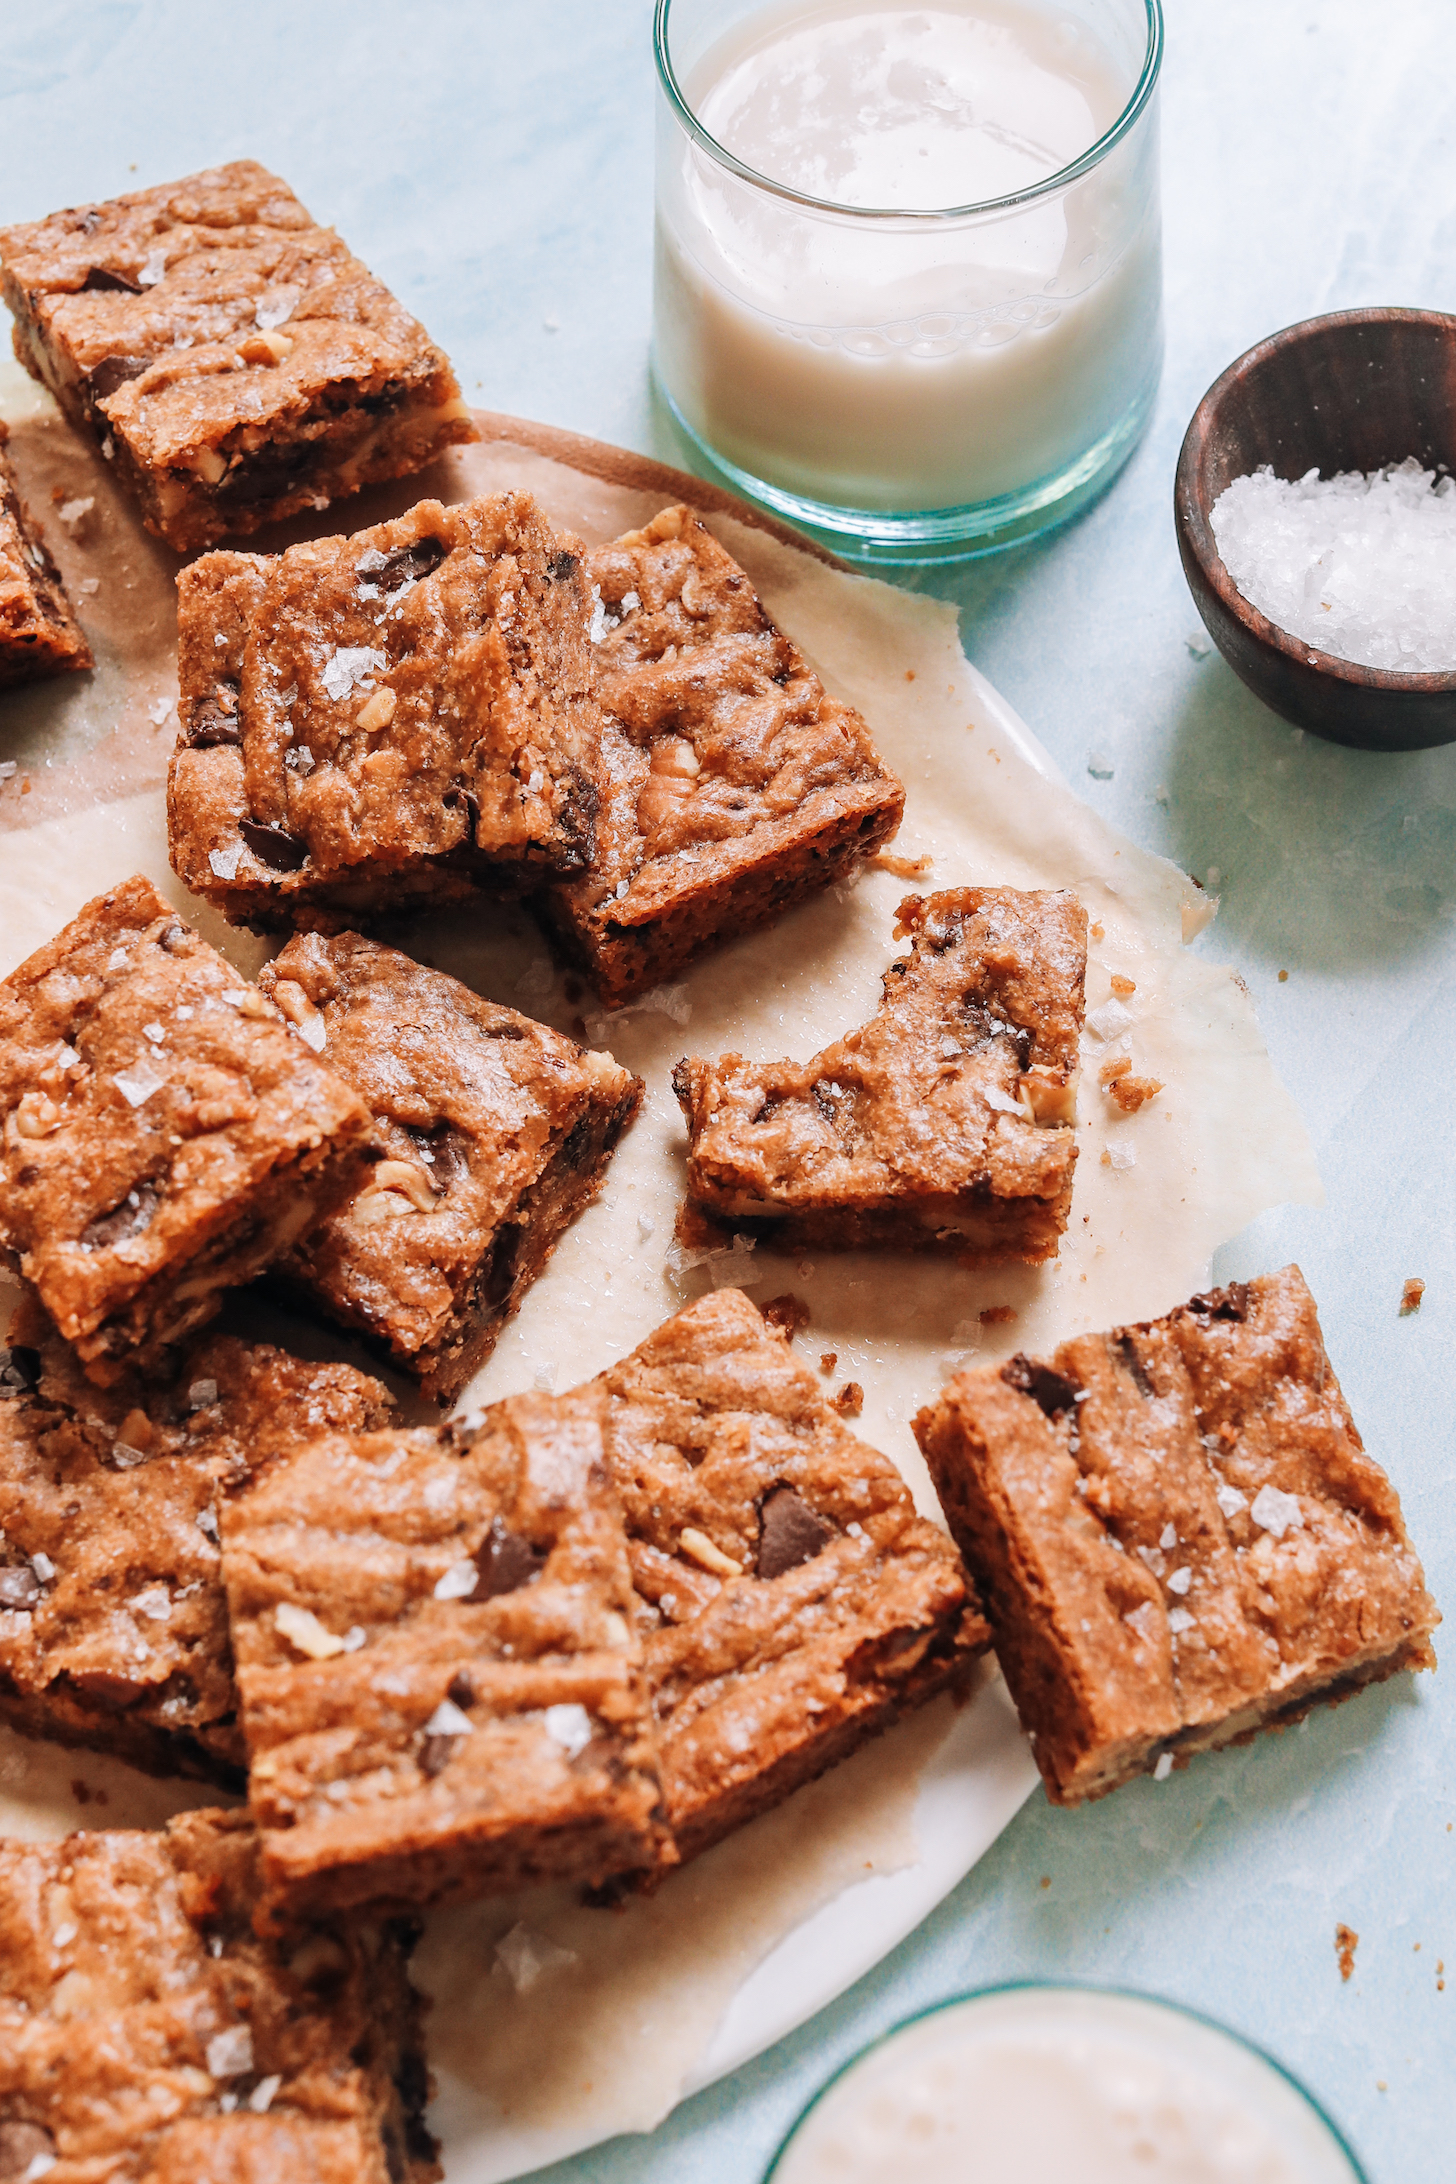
[765,1985,1368,2184]
[652,0,1164,560]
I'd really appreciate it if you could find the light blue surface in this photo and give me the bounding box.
[2,3,1452,2177]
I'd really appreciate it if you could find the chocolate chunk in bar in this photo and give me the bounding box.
[757,1485,837,1580]
[1001,1354,1081,1417]
[915,1265,1440,1805]
[0,159,475,552]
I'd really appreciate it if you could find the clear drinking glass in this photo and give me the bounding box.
[764,1986,1369,2183]
[652,0,1164,562]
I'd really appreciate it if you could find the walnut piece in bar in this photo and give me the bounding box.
[0,1303,390,1786]
[167,491,602,927]
[0,420,92,688]
[0,875,371,1378]
[673,888,1087,1264]
[0,160,475,553]
[536,505,905,1004]
[259,931,642,1405]
[914,1267,1440,1806]
[221,1391,667,1921]
[595,1289,989,1863]
[0,1808,439,2181]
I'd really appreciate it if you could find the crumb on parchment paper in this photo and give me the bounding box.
[1400,1278,1425,1316]
[760,1294,811,1340]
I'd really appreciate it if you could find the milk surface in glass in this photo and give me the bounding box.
[768,1989,1364,2184]
[654,0,1163,523]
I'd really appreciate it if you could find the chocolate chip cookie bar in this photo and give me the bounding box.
[0,1807,439,2181]
[673,888,1087,1262]
[0,419,92,687]
[596,1288,988,1862]
[167,491,602,927]
[259,931,641,1405]
[914,1267,1440,1806]
[0,875,371,1377]
[220,1391,666,1920]
[536,505,905,1004]
[0,160,474,553]
[0,1303,389,1785]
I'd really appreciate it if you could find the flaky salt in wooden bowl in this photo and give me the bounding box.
[1174,307,1456,752]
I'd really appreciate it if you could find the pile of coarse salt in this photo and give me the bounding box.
[1210,457,1456,672]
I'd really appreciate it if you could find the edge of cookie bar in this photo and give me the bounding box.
[258,1773,668,1924]
[667,1579,989,1867]
[0,425,92,688]
[536,768,904,1005]
[167,726,493,933]
[67,1128,374,1377]
[914,1369,1180,1805]
[0,1676,245,1792]
[276,1062,645,1407]
[673,1172,1077,1266]
[413,1065,644,1406]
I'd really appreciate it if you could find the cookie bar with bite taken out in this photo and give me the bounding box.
[914,1266,1440,1805]
[673,888,1087,1264]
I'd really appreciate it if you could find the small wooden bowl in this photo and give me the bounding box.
[1174,308,1456,751]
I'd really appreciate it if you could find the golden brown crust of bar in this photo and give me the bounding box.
[0,1808,440,2180]
[0,421,92,687]
[537,505,904,1002]
[596,1289,989,1861]
[0,159,475,552]
[259,931,641,1405]
[167,493,602,926]
[0,1305,389,1786]
[673,887,1086,1263]
[0,876,372,1376]
[222,1393,668,1920]
[914,1266,1440,1805]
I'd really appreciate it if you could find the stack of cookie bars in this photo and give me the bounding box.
[0,162,1439,2175]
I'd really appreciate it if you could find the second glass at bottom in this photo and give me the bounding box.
[765,1985,1367,2184]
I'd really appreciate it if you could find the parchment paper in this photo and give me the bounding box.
[0,365,1322,2175]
